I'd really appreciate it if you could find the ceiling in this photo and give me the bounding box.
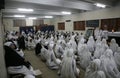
[2,0,120,19]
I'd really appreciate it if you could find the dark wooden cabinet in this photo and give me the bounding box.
[74,21,85,30]
[58,22,65,30]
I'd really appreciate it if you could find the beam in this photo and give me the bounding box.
[6,0,97,10]
[2,9,74,16]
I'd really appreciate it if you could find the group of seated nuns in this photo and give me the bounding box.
[4,30,120,78]
[4,31,37,78]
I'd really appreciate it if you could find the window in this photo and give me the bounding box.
[58,22,65,30]
[74,21,85,30]
[101,19,116,31]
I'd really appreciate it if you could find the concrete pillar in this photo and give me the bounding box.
[0,12,7,78]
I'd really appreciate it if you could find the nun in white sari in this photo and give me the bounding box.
[40,44,48,61]
[95,36,101,48]
[94,28,100,39]
[60,48,80,78]
[94,43,102,59]
[79,44,91,69]
[110,39,119,53]
[46,41,61,69]
[87,36,95,52]
[100,49,120,78]
[77,38,85,56]
[58,35,66,49]
[85,59,106,78]
[100,39,109,55]
[55,40,64,58]
[69,35,77,53]
[62,42,73,59]
[114,47,120,70]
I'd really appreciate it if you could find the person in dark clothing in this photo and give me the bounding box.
[4,45,30,68]
[17,35,25,50]
[35,42,42,55]
[4,42,35,78]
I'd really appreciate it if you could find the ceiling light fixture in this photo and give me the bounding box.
[14,15,25,17]
[95,3,106,8]
[17,8,34,12]
[28,17,37,19]
[61,11,71,15]
[44,16,53,18]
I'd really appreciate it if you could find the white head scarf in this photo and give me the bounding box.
[4,42,13,46]
[87,36,95,52]
[110,39,119,53]
[61,47,77,78]
[85,59,106,78]
[101,49,119,78]
[114,47,120,71]
[80,44,91,69]
[94,43,102,59]
[93,59,101,71]
[78,37,85,53]
[48,41,54,49]
[100,39,109,55]
[95,36,101,45]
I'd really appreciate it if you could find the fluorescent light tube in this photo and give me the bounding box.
[44,16,53,18]
[17,8,34,12]
[61,11,71,15]
[28,17,37,19]
[14,15,25,17]
[95,3,106,8]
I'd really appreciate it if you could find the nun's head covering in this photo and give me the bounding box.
[89,36,94,41]
[111,38,116,43]
[105,49,113,58]
[80,38,85,44]
[96,36,101,42]
[101,38,109,50]
[89,59,101,71]
[101,39,107,45]
[87,36,95,45]
[50,35,54,41]
[48,41,54,49]
[110,38,118,52]
[4,42,13,47]
[71,35,75,41]
[93,59,101,71]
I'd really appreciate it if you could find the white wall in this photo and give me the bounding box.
[26,19,33,26]
[52,5,120,34]
[3,19,19,31]
[44,19,53,25]
[0,12,7,78]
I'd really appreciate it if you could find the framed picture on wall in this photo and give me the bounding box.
[86,20,99,27]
